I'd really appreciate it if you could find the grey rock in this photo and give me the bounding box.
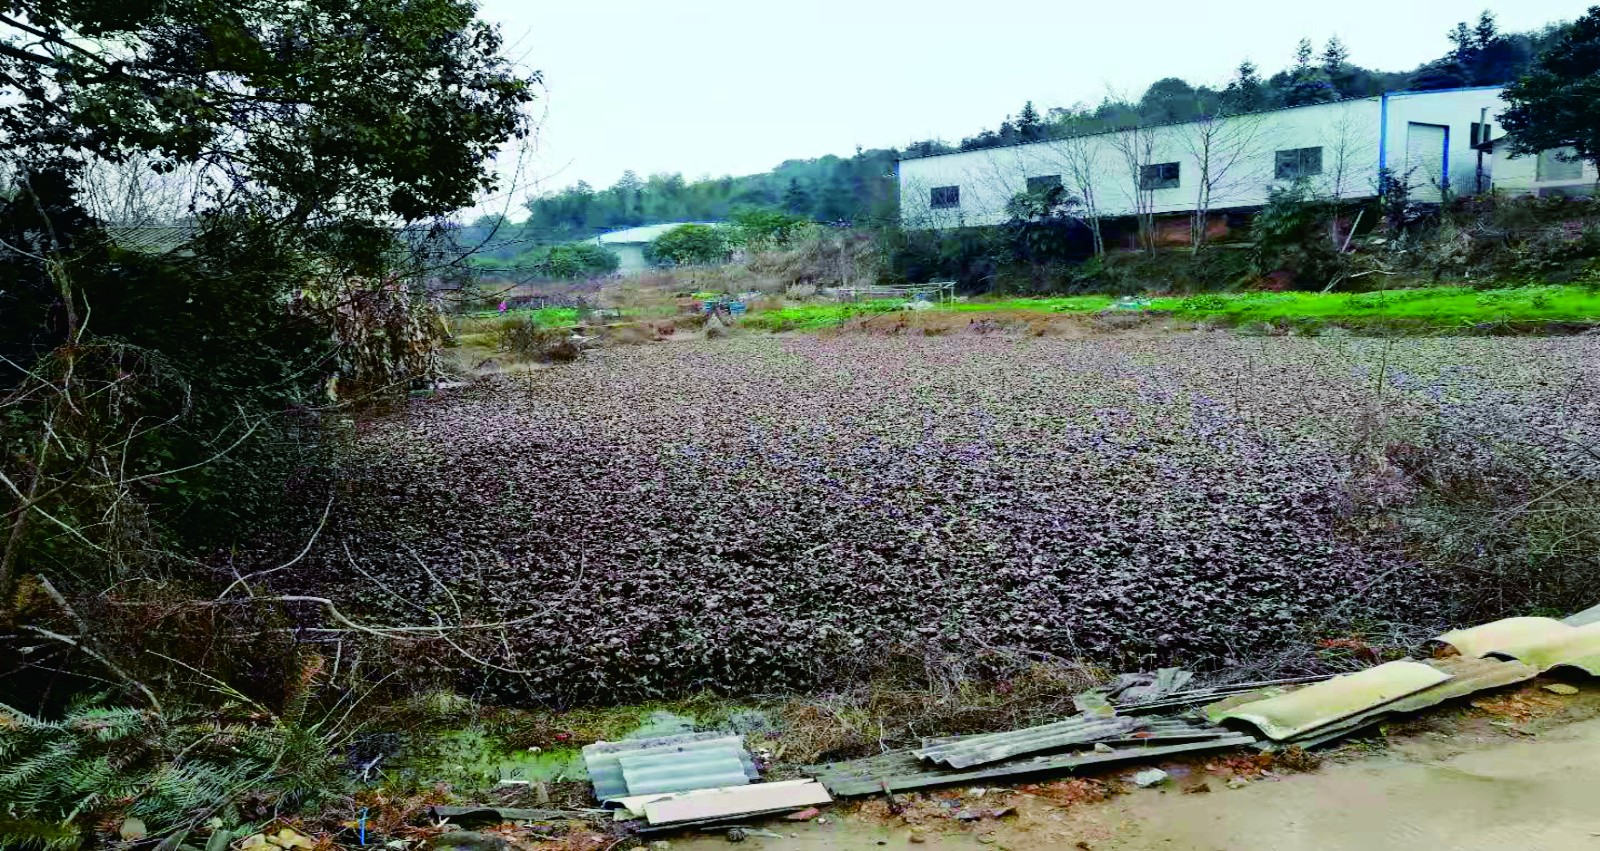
[427,831,509,851]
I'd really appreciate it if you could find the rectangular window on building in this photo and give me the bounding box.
[1536,147,1585,182]
[1139,162,1180,190]
[1275,147,1324,180]
[1025,175,1062,193]
[930,185,960,209]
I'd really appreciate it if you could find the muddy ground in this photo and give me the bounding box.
[665,679,1600,851]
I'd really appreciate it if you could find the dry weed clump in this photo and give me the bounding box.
[498,322,581,362]
[774,651,1102,763]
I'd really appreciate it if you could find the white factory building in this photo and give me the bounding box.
[897,86,1586,235]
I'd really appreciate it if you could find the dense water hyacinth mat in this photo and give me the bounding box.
[268,333,1600,702]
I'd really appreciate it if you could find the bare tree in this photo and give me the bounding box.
[1319,108,1379,248]
[1041,121,1108,257]
[1107,122,1160,254]
[1176,108,1270,254]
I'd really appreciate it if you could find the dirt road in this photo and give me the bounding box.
[672,709,1600,851]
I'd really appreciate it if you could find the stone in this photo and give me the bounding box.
[1132,768,1169,788]
[1226,777,1250,789]
[909,834,927,844]
[1543,683,1580,696]
[1092,743,1114,754]
[427,831,509,851]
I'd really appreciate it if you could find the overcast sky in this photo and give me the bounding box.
[472,0,1588,213]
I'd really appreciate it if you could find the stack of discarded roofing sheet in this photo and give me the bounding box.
[582,732,831,829]
[588,606,1600,811]
[582,733,761,805]
[1206,612,1600,750]
[811,713,1254,797]
[1209,655,1539,750]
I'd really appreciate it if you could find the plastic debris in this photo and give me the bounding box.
[1132,768,1170,788]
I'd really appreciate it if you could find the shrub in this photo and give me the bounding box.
[0,674,346,850]
[533,243,619,279]
[646,224,731,266]
[1250,181,1344,287]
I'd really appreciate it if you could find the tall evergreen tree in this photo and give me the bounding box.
[1222,60,1268,111]
[1017,101,1044,141]
[1474,10,1500,49]
[783,179,813,216]
[1285,38,1337,105]
[1321,36,1350,73]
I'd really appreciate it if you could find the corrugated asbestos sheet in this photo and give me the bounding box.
[1564,602,1600,628]
[1282,656,1538,749]
[104,225,195,256]
[618,748,750,797]
[582,734,757,804]
[1210,657,1539,749]
[1217,660,1452,741]
[1438,617,1600,675]
[912,716,1142,768]
[812,733,1256,797]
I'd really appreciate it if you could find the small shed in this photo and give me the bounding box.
[1477,136,1599,198]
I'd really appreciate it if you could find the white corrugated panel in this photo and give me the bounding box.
[617,747,750,797]
[642,780,832,826]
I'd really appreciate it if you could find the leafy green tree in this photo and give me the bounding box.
[816,180,856,223]
[0,0,534,605]
[646,224,730,266]
[729,208,809,247]
[1139,78,1201,123]
[0,0,533,224]
[1501,7,1600,175]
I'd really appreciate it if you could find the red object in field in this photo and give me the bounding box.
[785,807,822,821]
